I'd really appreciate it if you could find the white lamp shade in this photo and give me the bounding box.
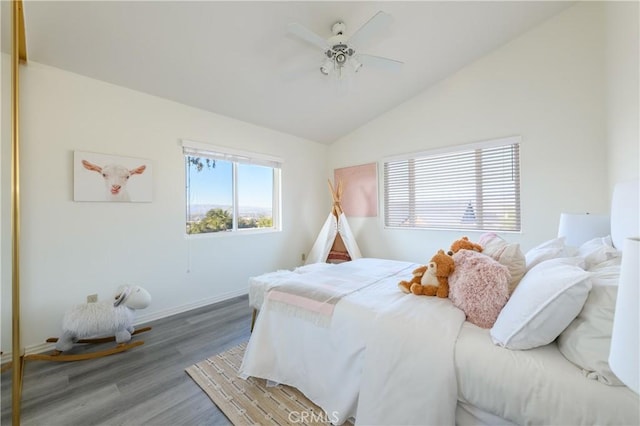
[609,237,640,394]
[557,213,610,247]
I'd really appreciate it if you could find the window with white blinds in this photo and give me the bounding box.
[384,136,521,232]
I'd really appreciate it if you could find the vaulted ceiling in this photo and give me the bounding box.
[5,1,573,144]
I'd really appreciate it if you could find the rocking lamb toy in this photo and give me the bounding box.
[28,285,152,362]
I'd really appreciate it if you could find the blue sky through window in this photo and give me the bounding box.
[238,163,273,208]
[187,157,273,208]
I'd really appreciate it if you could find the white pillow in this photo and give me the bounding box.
[478,233,526,293]
[557,262,623,385]
[587,256,622,271]
[490,257,592,350]
[578,236,621,270]
[525,237,569,271]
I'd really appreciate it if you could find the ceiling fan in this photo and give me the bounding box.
[287,11,403,78]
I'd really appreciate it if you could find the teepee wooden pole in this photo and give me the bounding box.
[327,179,343,217]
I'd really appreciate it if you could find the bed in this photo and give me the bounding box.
[239,180,640,425]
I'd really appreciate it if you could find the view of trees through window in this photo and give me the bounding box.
[185,155,276,234]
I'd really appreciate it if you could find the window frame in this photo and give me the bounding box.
[382,136,521,233]
[182,139,283,236]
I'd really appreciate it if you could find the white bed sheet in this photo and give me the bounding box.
[455,321,640,425]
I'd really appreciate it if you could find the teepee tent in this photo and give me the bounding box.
[305,180,363,264]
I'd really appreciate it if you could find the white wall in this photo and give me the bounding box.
[328,2,609,263]
[1,61,328,352]
[604,1,639,188]
[1,54,12,356]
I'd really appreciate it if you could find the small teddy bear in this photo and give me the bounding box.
[447,236,483,256]
[398,250,455,298]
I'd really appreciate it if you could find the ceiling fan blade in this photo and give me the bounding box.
[287,23,329,51]
[348,11,393,50]
[357,54,404,72]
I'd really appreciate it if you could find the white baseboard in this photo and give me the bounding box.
[0,289,248,365]
[135,288,248,325]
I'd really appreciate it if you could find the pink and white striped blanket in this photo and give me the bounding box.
[263,259,415,327]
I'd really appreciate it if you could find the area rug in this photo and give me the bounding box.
[186,342,347,425]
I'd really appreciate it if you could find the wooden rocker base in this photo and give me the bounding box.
[25,341,144,362]
[25,326,152,362]
[44,326,151,344]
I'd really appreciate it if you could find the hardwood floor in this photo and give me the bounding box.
[1,295,252,425]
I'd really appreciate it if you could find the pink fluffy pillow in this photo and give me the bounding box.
[449,250,510,328]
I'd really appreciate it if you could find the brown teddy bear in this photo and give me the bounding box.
[398,250,455,298]
[447,236,482,256]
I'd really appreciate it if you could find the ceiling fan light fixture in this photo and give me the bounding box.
[320,58,334,75]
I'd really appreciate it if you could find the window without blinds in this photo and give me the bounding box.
[384,136,521,232]
[182,140,282,235]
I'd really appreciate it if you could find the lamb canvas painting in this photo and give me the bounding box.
[74,151,152,202]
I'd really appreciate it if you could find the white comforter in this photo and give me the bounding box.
[239,258,466,425]
[356,296,465,425]
[240,258,640,425]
